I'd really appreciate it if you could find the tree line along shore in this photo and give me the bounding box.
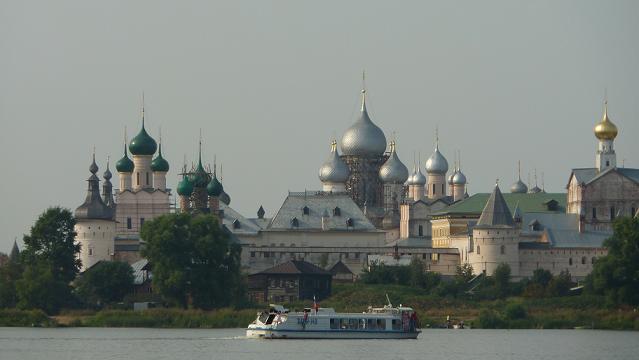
[1,208,638,330]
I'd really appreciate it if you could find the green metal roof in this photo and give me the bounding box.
[433,192,566,217]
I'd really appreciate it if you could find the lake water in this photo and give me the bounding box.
[0,327,637,360]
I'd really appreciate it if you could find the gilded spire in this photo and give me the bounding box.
[330,139,337,152]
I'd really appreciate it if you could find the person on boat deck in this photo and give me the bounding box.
[410,312,418,332]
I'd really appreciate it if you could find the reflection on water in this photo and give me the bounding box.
[0,327,637,360]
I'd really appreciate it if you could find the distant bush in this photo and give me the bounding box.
[504,303,527,320]
[478,309,505,329]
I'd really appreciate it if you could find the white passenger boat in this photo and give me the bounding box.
[246,300,421,339]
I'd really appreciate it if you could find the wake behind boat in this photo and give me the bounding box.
[246,299,421,339]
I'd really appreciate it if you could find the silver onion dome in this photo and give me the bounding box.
[407,165,427,185]
[319,140,350,183]
[510,179,528,193]
[425,146,448,174]
[447,172,455,185]
[379,141,409,184]
[452,170,467,185]
[340,89,387,156]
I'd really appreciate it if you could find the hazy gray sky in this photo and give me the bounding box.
[1,1,638,253]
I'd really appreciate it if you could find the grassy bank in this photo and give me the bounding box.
[64,308,258,328]
[0,309,57,327]
[2,283,638,329]
[312,283,639,330]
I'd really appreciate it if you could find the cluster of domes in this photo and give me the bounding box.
[319,140,350,183]
[340,90,387,157]
[594,101,618,141]
[379,141,409,184]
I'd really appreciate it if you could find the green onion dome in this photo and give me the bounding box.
[115,145,134,173]
[129,121,157,156]
[207,175,223,197]
[151,143,170,172]
[192,162,210,188]
[176,175,194,196]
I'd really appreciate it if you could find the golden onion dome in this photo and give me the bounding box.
[594,102,618,140]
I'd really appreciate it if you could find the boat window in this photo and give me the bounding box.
[330,318,339,329]
[349,319,358,329]
[259,312,269,323]
[376,319,386,330]
[340,319,348,329]
[367,319,377,330]
[392,319,402,330]
[359,319,367,329]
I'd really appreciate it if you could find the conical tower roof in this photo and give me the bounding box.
[476,184,514,228]
[9,240,20,263]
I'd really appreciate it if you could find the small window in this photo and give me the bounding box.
[250,251,255,258]
[346,218,354,227]
[127,217,132,229]
[140,218,145,227]
[477,245,480,255]
[569,258,573,266]
[441,183,445,194]
[146,172,150,185]
[606,160,610,167]
[432,183,436,195]
[581,256,586,265]
[233,219,241,229]
[610,206,615,220]
[136,172,140,185]
[418,225,423,237]
[302,206,310,215]
[500,245,505,255]
[88,248,93,256]
[592,208,597,219]
[291,217,299,228]
[333,207,341,216]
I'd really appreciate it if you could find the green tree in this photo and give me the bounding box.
[547,270,572,297]
[587,217,639,305]
[455,263,475,283]
[409,257,426,287]
[21,207,80,284]
[493,263,511,299]
[75,261,134,306]
[141,213,243,310]
[0,264,20,308]
[16,263,69,314]
[531,268,553,288]
[16,207,80,313]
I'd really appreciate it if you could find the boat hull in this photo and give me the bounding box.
[246,329,420,339]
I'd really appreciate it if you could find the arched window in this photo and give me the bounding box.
[302,206,310,215]
[290,217,299,228]
[233,219,241,229]
[477,245,480,255]
[418,225,423,237]
[500,245,505,255]
[610,206,616,220]
[569,258,573,266]
[333,207,341,216]
[581,256,586,265]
